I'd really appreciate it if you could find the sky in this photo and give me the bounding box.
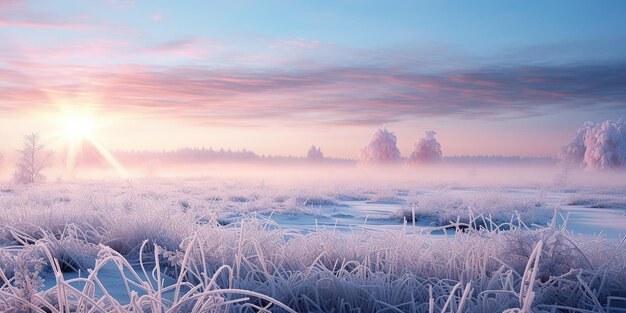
[1,0,626,159]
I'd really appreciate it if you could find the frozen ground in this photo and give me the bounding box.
[0,177,625,312]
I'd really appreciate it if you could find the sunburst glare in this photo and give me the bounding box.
[61,111,96,141]
[54,106,129,180]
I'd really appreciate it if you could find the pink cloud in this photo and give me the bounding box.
[0,19,87,29]
[1,50,624,126]
[0,3,92,30]
[270,39,320,50]
[136,38,222,58]
[0,0,24,11]
[151,9,163,21]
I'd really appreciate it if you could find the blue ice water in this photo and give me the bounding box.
[257,188,626,240]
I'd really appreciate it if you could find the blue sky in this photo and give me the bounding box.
[94,1,626,55]
[1,0,625,157]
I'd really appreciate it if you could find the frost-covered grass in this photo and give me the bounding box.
[1,218,625,312]
[566,193,626,209]
[0,180,556,228]
[399,192,553,228]
[0,180,624,312]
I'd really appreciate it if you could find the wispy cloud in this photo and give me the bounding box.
[0,0,24,11]
[2,59,625,125]
[104,0,134,10]
[137,38,221,58]
[270,39,320,50]
[150,9,163,21]
[0,1,91,30]
[0,19,86,29]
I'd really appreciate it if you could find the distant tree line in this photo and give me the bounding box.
[106,147,353,166]
[114,147,259,165]
[442,155,556,165]
[5,130,559,186]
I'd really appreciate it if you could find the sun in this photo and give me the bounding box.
[54,106,130,180]
[61,111,96,140]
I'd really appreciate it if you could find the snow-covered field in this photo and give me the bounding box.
[0,176,625,312]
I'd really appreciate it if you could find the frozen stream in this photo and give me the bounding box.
[262,188,626,240]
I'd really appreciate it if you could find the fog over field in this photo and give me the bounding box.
[1,158,626,312]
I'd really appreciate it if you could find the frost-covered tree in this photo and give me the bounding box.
[559,118,626,169]
[14,133,53,184]
[359,127,401,165]
[307,145,324,161]
[407,131,442,165]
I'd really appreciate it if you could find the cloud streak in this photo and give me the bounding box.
[0,1,90,30]
[1,59,626,125]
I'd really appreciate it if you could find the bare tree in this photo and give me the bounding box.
[14,133,53,184]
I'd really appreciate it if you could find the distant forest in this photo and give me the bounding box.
[110,148,555,166]
[87,147,354,166]
[52,143,558,168]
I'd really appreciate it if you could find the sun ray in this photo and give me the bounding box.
[88,138,130,180]
[63,137,79,180]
